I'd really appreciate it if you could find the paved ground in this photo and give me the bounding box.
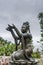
[38,58,43,65]
[38,55,43,65]
[0,56,43,65]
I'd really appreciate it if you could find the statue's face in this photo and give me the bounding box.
[21,24,27,33]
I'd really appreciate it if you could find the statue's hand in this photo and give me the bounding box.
[8,24,13,28]
[12,24,16,28]
[6,24,12,31]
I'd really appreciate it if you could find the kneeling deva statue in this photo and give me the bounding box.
[6,21,38,65]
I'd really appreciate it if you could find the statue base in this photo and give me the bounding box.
[9,59,38,65]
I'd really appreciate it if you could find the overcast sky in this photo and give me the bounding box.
[0,0,43,49]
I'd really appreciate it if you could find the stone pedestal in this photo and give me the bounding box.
[9,60,37,65]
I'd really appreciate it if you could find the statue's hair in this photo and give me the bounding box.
[23,21,29,25]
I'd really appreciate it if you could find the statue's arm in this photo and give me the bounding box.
[12,24,22,38]
[10,29,20,40]
[6,24,20,40]
[9,29,20,50]
[6,25,20,50]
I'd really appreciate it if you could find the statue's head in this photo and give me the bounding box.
[21,21,30,33]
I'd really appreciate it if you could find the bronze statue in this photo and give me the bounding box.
[6,22,38,65]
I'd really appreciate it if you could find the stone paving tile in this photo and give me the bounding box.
[0,56,43,65]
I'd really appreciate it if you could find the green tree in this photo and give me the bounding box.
[0,37,16,56]
[38,12,43,54]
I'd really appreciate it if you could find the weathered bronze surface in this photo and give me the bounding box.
[6,22,38,65]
